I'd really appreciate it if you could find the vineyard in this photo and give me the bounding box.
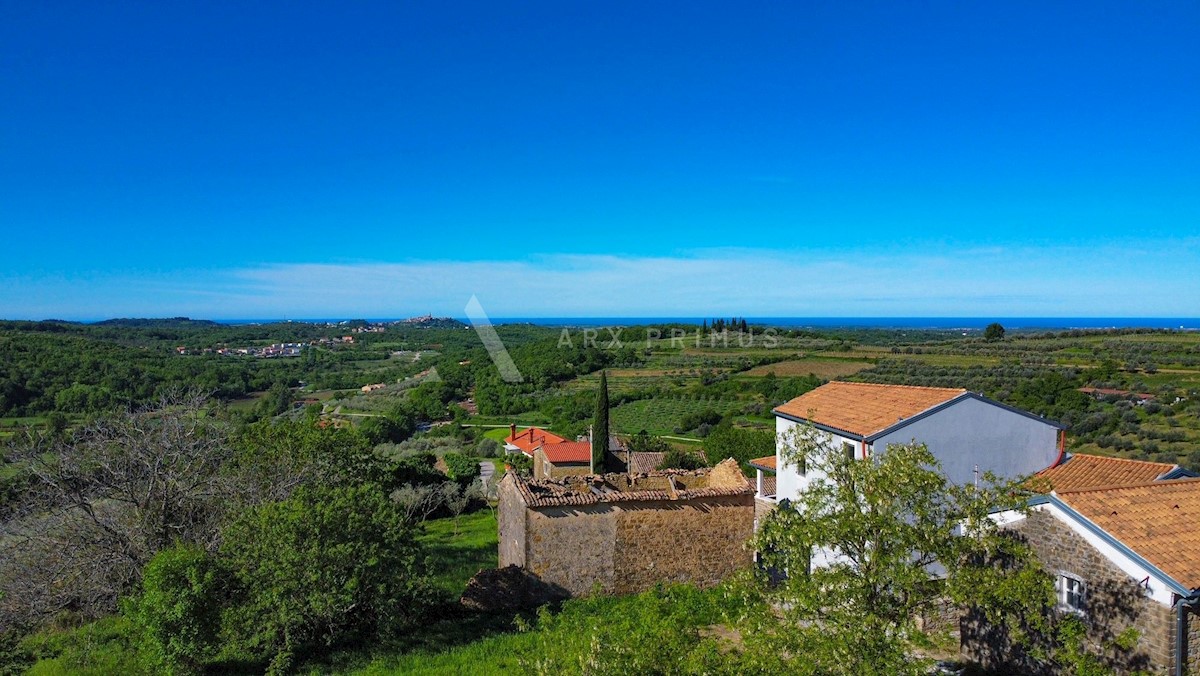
[611,397,746,436]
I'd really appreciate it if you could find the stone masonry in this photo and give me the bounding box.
[498,459,756,600]
[963,509,1198,674]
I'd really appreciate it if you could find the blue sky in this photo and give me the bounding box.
[2,1,1197,319]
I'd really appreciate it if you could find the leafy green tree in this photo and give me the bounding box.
[701,425,773,472]
[443,452,481,484]
[747,427,1051,676]
[219,484,436,673]
[125,544,227,674]
[984,322,1006,342]
[627,430,670,453]
[592,370,609,471]
[472,437,502,458]
[505,453,533,477]
[359,412,415,445]
[656,448,706,470]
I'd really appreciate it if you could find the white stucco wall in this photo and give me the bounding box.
[775,416,864,503]
[870,396,1060,486]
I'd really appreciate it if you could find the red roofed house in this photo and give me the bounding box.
[504,425,593,478]
[504,424,567,457]
[534,441,593,480]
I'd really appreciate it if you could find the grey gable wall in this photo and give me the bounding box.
[871,396,1060,485]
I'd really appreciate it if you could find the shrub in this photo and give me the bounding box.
[702,425,774,472]
[505,453,533,477]
[125,544,227,674]
[443,452,481,484]
[473,437,502,458]
[657,449,707,471]
[676,409,723,433]
[219,484,437,672]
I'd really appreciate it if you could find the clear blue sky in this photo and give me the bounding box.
[2,1,1197,319]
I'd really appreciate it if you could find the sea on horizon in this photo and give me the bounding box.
[211,317,1200,331]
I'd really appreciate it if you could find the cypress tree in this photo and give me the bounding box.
[592,370,609,472]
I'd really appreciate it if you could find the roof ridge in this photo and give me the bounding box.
[1061,453,1177,469]
[1055,476,1200,496]
[830,381,968,393]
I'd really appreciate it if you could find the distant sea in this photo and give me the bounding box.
[218,317,1200,330]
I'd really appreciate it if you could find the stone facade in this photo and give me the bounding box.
[532,447,591,480]
[962,509,1198,674]
[498,459,756,600]
[753,497,776,527]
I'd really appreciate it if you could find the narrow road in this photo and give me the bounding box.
[479,461,497,499]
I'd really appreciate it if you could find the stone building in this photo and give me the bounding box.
[966,475,1200,674]
[532,441,592,480]
[498,458,755,599]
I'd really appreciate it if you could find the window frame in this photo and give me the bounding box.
[1056,572,1087,614]
[842,441,856,462]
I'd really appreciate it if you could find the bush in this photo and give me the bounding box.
[675,409,723,434]
[219,484,437,672]
[472,437,502,458]
[627,430,670,453]
[702,425,774,472]
[657,449,707,471]
[443,452,481,484]
[505,453,533,477]
[125,544,227,674]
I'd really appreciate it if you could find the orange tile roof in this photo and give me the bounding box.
[749,455,777,470]
[773,381,966,438]
[1034,454,1177,492]
[540,441,592,464]
[1056,479,1200,590]
[505,426,567,455]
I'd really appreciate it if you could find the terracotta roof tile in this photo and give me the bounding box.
[1056,478,1200,590]
[540,441,592,464]
[749,455,776,471]
[628,452,666,474]
[507,458,752,508]
[1034,454,1177,493]
[759,475,777,498]
[774,381,966,438]
[505,426,567,455]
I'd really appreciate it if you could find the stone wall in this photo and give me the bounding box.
[532,449,593,480]
[963,509,1195,674]
[499,486,754,599]
[497,478,528,569]
[753,497,776,527]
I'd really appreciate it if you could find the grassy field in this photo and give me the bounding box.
[418,510,499,596]
[741,358,873,379]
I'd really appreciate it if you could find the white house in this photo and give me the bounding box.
[767,381,1064,504]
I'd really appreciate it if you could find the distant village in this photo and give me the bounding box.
[172,315,460,357]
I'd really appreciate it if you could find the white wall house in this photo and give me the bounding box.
[772,381,1064,503]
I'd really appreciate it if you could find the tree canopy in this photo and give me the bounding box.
[747,426,1051,675]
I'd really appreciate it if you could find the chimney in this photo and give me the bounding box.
[510,423,516,440]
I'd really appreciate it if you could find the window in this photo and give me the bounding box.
[1057,573,1086,613]
[842,442,856,461]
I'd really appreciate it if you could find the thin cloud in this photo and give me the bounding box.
[0,242,1196,320]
